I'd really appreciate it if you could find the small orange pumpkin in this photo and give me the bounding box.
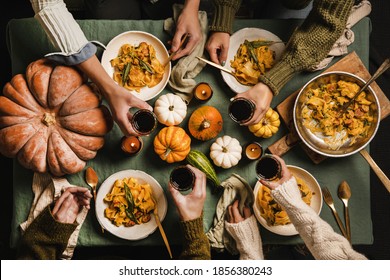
[188,106,223,141]
[153,126,191,163]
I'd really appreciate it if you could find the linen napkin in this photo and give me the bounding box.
[20,172,89,260]
[206,173,255,254]
[164,4,208,104]
[310,0,372,71]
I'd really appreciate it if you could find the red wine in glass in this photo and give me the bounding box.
[170,166,195,192]
[255,154,282,181]
[131,109,157,135]
[228,97,255,123]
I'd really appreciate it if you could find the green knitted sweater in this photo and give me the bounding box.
[179,216,211,260]
[18,205,78,260]
[210,0,354,95]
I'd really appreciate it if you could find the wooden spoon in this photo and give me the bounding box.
[338,180,352,242]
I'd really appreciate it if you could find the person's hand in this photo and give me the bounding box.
[77,56,153,136]
[226,199,252,224]
[260,155,293,190]
[103,84,153,136]
[205,32,230,66]
[170,1,202,60]
[52,187,92,224]
[169,165,206,221]
[233,82,274,126]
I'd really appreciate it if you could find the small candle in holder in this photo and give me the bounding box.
[245,142,263,160]
[121,136,143,156]
[194,82,213,101]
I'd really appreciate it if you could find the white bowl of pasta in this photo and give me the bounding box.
[95,169,167,240]
[221,27,285,94]
[101,31,171,101]
[253,165,322,236]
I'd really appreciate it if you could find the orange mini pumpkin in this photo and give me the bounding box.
[0,58,113,176]
[153,126,191,163]
[188,105,223,141]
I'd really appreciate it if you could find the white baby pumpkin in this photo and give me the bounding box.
[210,135,242,169]
[154,93,187,126]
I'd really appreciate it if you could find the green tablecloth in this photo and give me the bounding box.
[7,17,373,248]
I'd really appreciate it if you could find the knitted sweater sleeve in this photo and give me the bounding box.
[271,178,367,260]
[225,215,264,260]
[179,216,211,260]
[259,0,354,95]
[18,205,78,260]
[210,0,242,34]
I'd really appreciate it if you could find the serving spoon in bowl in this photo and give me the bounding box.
[338,180,352,242]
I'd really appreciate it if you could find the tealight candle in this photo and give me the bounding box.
[244,142,263,160]
[121,136,143,156]
[194,82,213,101]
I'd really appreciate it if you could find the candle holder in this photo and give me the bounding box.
[121,136,143,156]
[193,82,213,102]
[244,142,263,160]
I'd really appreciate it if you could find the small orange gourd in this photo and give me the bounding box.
[188,106,223,141]
[249,108,280,138]
[153,126,191,163]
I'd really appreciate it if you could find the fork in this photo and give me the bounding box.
[322,187,348,239]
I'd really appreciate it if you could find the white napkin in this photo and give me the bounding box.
[20,172,89,260]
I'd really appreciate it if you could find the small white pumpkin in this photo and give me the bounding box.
[210,135,242,169]
[154,93,187,126]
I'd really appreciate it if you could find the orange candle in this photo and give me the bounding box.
[245,142,263,160]
[121,136,143,156]
[194,82,213,101]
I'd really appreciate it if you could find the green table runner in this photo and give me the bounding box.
[7,17,373,248]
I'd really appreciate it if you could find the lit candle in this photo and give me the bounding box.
[121,136,143,156]
[245,142,263,160]
[194,82,213,101]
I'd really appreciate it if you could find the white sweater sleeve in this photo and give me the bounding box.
[225,215,264,260]
[30,0,89,55]
[271,177,367,260]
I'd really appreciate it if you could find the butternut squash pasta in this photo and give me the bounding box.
[301,80,374,150]
[230,39,275,86]
[257,176,312,226]
[110,42,165,92]
[104,177,156,227]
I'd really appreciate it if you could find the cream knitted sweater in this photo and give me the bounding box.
[225,177,367,260]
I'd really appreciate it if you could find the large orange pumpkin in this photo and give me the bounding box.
[188,105,223,141]
[0,58,113,176]
[153,126,191,163]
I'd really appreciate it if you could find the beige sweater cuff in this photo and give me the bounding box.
[225,215,264,260]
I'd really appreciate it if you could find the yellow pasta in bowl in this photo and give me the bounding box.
[230,39,275,86]
[101,31,171,101]
[104,177,156,227]
[253,165,322,236]
[110,42,165,93]
[95,169,167,240]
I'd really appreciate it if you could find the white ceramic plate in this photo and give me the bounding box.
[101,31,171,101]
[253,165,322,236]
[222,28,285,93]
[96,169,167,240]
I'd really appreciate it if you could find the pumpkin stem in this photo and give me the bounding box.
[222,147,228,153]
[41,112,56,126]
[262,119,268,126]
[200,120,211,130]
[169,105,174,111]
[163,148,171,159]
